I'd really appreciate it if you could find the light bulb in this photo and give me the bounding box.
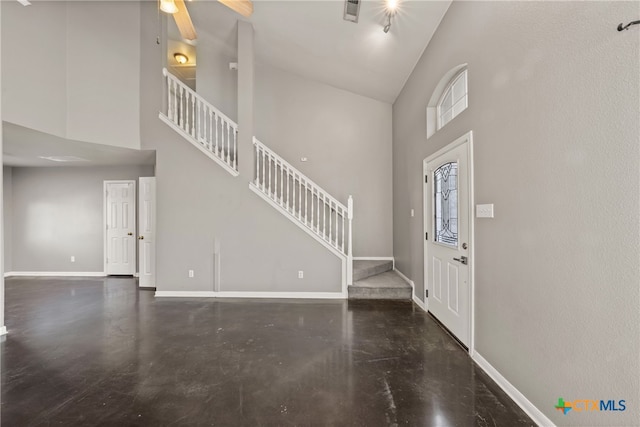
[160,0,178,14]
[386,0,398,13]
[174,53,189,64]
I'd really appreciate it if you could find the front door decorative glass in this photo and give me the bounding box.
[434,161,458,247]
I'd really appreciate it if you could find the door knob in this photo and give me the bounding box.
[138,236,144,240]
[128,232,133,236]
[453,256,468,265]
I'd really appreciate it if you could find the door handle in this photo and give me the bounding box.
[128,232,133,236]
[453,256,468,265]
[138,236,144,240]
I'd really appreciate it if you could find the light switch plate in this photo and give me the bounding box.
[476,204,494,218]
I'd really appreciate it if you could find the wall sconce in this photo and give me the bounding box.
[160,0,178,14]
[174,53,189,64]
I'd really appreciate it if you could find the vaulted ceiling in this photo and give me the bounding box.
[180,0,452,103]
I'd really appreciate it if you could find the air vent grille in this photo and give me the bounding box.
[343,0,361,23]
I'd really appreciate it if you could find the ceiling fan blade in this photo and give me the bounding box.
[218,0,254,17]
[173,0,197,41]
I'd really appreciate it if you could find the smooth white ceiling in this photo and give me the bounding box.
[2,123,156,167]
[187,0,452,103]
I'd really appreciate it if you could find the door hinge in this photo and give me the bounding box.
[425,232,428,240]
[426,289,428,298]
[425,175,428,183]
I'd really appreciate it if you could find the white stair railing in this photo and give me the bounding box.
[159,68,238,176]
[251,138,353,285]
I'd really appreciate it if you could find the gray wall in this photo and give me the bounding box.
[3,167,11,272]
[392,1,639,425]
[141,4,342,293]
[0,1,4,329]
[1,1,141,149]
[1,1,66,137]
[9,165,153,273]
[196,27,238,124]
[191,10,393,257]
[255,63,393,257]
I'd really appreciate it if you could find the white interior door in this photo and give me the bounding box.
[138,177,156,288]
[424,132,473,348]
[105,181,136,275]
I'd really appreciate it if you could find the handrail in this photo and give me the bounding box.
[163,68,237,129]
[252,137,353,275]
[253,138,347,212]
[161,68,238,175]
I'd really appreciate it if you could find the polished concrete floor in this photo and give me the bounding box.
[2,277,534,426]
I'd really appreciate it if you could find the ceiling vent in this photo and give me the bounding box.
[343,0,361,23]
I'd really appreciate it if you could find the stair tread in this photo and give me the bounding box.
[352,271,411,289]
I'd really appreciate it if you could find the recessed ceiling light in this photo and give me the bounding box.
[16,0,31,6]
[38,156,90,163]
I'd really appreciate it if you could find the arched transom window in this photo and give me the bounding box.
[437,69,468,130]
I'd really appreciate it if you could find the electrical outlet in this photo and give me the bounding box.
[188,270,194,278]
[298,270,304,279]
[70,256,75,263]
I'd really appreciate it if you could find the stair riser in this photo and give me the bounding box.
[353,261,393,281]
[348,287,412,300]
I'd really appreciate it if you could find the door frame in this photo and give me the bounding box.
[138,177,156,288]
[423,131,475,355]
[103,180,137,275]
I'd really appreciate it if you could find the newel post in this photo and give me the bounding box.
[347,195,354,286]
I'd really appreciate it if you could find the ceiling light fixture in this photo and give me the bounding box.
[383,0,399,33]
[160,0,179,14]
[174,53,189,64]
[383,16,392,33]
[385,0,398,13]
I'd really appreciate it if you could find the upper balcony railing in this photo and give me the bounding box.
[160,68,238,176]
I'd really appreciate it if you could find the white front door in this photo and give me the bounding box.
[138,177,156,288]
[424,132,473,348]
[105,181,136,275]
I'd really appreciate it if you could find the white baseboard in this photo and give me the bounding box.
[394,268,412,286]
[412,293,427,312]
[0,326,6,336]
[134,272,140,278]
[155,291,346,299]
[472,352,554,427]
[6,271,106,277]
[155,291,218,298]
[394,268,427,312]
[4,272,15,278]
[217,291,346,299]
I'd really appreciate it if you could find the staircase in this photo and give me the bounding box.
[159,69,411,299]
[348,260,412,300]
